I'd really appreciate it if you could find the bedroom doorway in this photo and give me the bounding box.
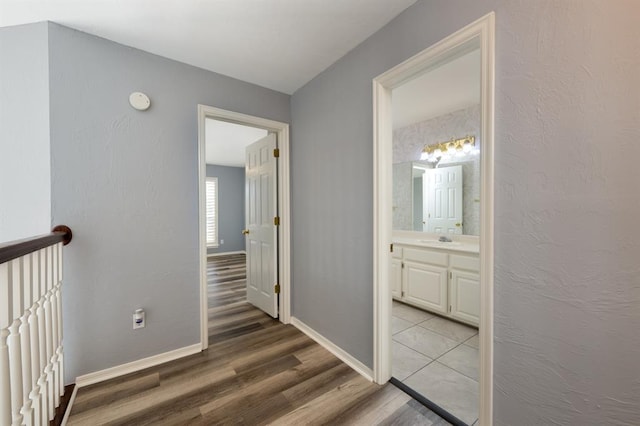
[197,105,291,350]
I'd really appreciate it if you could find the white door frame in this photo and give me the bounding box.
[197,105,291,351]
[372,13,495,425]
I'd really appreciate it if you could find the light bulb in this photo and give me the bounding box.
[447,142,456,155]
[463,140,472,153]
[455,144,465,157]
[420,151,428,160]
[433,148,442,157]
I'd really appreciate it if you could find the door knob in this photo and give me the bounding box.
[242,229,250,235]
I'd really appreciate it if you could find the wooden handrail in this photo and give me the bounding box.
[0,225,72,264]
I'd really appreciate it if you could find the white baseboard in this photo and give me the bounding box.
[207,250,246,258]
[75,343,201,388]
[290,317,373,382]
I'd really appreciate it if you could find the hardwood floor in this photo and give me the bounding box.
[67,253,450,425]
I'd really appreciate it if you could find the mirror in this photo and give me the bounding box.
[392,48,481,236]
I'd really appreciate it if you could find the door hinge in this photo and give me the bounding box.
[449,305,452,312]
[390,243,394,253]
[274,216,280,226]
[401,262,405,269]
[449,271,452,279]
[273,148,280,158]
[274,283,281,294]
[401,291,405,297]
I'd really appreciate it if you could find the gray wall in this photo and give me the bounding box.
[206,164,245,254]
[291,1,640,425]
[0,23,51,242]
[47,22,290,382]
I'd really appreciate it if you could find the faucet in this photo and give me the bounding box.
[438,235,452,243]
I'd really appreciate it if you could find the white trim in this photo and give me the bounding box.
[372,12,495,426]
[198,105,292,352]
[207,250,247,258]
[478,13,496,425]
[60,385,78,426]
[74,343,201,388]
[290,317,373,382]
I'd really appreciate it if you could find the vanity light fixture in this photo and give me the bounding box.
[420,136,477,162]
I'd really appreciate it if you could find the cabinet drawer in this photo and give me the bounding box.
[450,254,480,272]
[392,246,403,259]
[404,248,448,266]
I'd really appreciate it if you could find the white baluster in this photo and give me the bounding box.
[28,301,42,426]
[50,287,60,410]
[0,329,11,426]
[56,243,65,399]
[37,247,49,425]
[54,244,62,406]
[8,260,24,426]
[36,299,48,426]
[28,251,42,425]
[20,256,34,425]
[44,246,55,421]
[8,319,24,426]
[1,262,12,426]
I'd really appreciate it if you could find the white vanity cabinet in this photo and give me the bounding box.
[449,254,480,325]
[403,248,448,314]
[392,243,479,327]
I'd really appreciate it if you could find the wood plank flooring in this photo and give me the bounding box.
[67,253,450,425]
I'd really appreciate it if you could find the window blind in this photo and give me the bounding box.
[206,177,218,247]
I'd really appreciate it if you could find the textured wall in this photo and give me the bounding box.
[0,23,51,242]
[48,22,290,382]
[206,164,245,254]
[393,105,481,235]
[291,0,640,424]
[392,162,413,230]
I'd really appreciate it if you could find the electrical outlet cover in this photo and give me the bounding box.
[133,311,146,329]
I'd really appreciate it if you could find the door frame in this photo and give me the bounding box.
[372,12,495,425]
[197,105,291,351]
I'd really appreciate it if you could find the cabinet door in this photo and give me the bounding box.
[391,259,402,299]
[403,261,448,314]
[450,269,480,326]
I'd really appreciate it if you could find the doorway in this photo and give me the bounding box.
[373,13,495,426]
[197,105,291,351]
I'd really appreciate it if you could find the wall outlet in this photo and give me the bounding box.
[133,309,145,329]
[220,239,224,245]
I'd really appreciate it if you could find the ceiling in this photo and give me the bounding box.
[205,119,267,167]
[392,48,481,129]
[0,0,416,94]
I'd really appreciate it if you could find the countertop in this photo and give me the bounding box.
[393,237,479,254]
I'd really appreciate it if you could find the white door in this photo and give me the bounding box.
[245,133,278,317]
[425,165,463,234]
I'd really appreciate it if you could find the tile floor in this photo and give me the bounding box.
[392,300,479,426]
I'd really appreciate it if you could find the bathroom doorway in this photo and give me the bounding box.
[372,13,495,426]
